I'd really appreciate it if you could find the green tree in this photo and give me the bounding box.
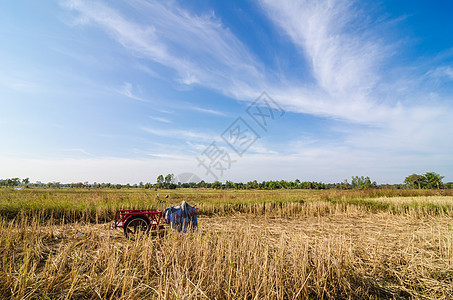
[404,174,425,189]
[424,172,444,189]
[279,180,288,189]
[211,181,222,189]
[156,175,164,188]
[340,179,350,190]
[196,180,205,188]
[351,176,372,189]
[225,180,234,189]
[164,174,174,188]
[7,178,21,187]
[246,180,258,189]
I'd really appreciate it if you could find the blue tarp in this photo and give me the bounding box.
[164,201,198,232]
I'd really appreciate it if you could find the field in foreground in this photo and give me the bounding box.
[1,189,452,299]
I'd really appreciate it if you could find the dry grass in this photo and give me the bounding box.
[0,189,452,299]
[1,188,452,222]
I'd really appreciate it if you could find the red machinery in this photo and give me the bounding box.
[111,209,165,239]
[111,195,168,239]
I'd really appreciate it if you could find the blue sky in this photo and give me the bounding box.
[1,0,452,184]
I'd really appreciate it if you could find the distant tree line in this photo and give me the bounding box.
[404,172,445,189]
[1,172,451,190]
[0,177,29,187]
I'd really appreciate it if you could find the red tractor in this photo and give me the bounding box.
[111,195,198,239]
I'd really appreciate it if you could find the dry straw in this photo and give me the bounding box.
[0,189,452,299]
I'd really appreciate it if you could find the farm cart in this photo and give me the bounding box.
[111,208,166,239]
[111,196,198,239]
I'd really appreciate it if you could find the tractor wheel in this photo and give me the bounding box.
[124,216,150,240]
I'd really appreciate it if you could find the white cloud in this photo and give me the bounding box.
[58,0,453,182]
[148,116,172,123]
[247,144,278,155]
[185,141,207,151]
[259,0,386,98]
[145,153,189,160]
[64,0,453,131]
[189,106,227,116]
[0,156,198,184]
[59,148,93,156]
[257,0,393,123]
[116,82,146,102]
[257,0,453,161]
[63,0,264,98]
[2,141,451,184]
[427,66,453,81]
[134,63,162,79]
[140,126,216,142]
[0,71,39,92]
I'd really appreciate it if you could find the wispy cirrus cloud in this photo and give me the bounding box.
[63,0,264,98]
[258,0,394,122]
[116,82,146,102]
[258,0,453,143]
[260,0,386,98]
[63,0,453,129]
[145,153,190,160]
[59,148,93,156]
[189,106,227,116]
[427,66,453,81]
[251,0,453,180]
[148,116,172,124]
[140,126,216,142]
[63,0,392,122]
[62,0,453,181]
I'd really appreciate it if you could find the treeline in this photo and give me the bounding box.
[0,178,29,187]
[404,172,447,189]
[2,172,452,190]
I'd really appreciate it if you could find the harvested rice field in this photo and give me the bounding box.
[0,189,452,299]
